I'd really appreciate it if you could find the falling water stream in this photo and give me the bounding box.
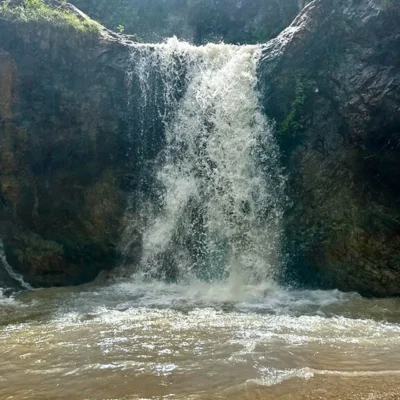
[123,38,285,284]
[0,240,32,290]
[1,39,400,400]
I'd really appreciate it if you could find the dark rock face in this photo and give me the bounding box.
[259,0,400,296]
[0,0,399,296]
[0,16,134,287]
[71,0,307,45]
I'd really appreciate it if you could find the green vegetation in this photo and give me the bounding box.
[0,0,100,33]
[281,74,313,138]
[382,0,398,11]
[14,233,64,265]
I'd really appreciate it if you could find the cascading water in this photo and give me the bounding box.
[0,239,32,291]
[122,38,286,285]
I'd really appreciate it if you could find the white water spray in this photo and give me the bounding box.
[123,38,285,285]
[0,239,32,290]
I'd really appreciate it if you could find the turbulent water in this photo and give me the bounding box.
[2,283,400,399]
[0,239,32,290]
[1,39,400,400]
[123,38,285,284]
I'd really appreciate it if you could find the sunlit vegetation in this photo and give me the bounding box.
[0,0,100,33]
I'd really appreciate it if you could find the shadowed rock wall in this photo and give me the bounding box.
[0,14,134,286]
[259,0,400,296]
[71,0,308,44]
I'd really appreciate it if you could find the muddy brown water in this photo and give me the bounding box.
[1,280,400,399]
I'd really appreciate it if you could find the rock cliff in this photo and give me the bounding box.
[71,0,308,44]
[260,0,400,296]
[0,2,134,286]
[0,0,399,296]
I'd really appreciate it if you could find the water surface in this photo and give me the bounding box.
[2,280,400,399]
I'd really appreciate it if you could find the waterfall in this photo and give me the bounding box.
[0,240,32,290]
[123,38,286,285]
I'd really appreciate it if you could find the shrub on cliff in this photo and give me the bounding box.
[0,0,100,32]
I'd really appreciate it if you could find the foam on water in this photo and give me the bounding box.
[247,367,315,387]
[2,280,400,398]
[0,239,32,290]
[99,278,357,313]
[0,288,18,306]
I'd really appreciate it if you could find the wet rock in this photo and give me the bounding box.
[71,0,309,44]
[0,5,133,287]
[259,0,400,296]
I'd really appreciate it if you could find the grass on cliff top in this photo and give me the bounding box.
[0,0,100,33]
